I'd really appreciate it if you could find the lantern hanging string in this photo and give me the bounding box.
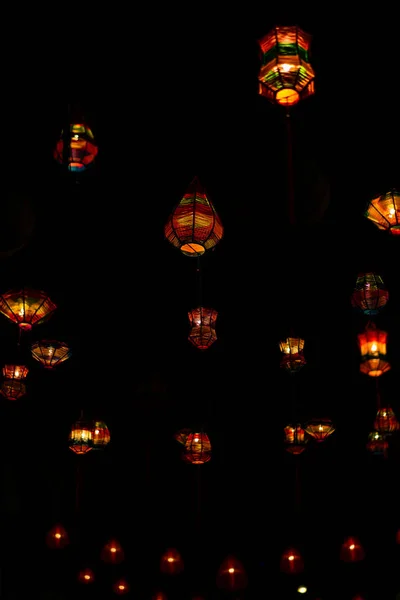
[285,108,296,227]
[196,256,203,307]
[376,377,381,409]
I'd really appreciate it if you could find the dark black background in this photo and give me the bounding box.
[1,8,400,600]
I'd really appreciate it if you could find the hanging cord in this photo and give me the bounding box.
[196,464,202,534]
[294,459,301,513]
[285,108,296,226]
[196,256,203,308]
[376,377,381,410]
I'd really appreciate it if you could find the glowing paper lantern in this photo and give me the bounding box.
[364,189,400,235]
[113,578,129,595]
[279,337,306,373]
[280,547,304,574]
[339,536,365,562]
[374,407,399,434]
[92,420,111,449]
[216,555,248,591]
[182,432,212,464]
[164,176,223,257]
[351,272,389,315]
[0,288,56,330]
[366,431,388,456]
[284,424,308,455]
[0,364,29,401]
[160,548,184,575]
[54,122,98,172]
[69,418,93,455]
[258,25,315,107]
[46,524,69,549]
[101,539,125,564]
[188,307,218,350]
[305,418,335,442]
[31,340,72,369]
[77,568,95,584]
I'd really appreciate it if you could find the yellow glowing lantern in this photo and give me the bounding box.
[2,364,29,380]
[182,432,212,464]
[31,339,72,369]
[92,420,111,449]
[216,555,248,591]
[188,307,218,350]
[69,418,93,455]
[101,539,124,564]
[0,364,29,401]
[284,424,308,454]
[351,272,389,315]
[160,548,184,575]
[365,189,400,235]
[113,578,129,595]
[46,523,69,549]
[279,337,306,372]
[358,324,391,377]
[0,288,56,330]
[374,407,399,434]
[78,568,95,584]
[305,418,335,442]
[258,25,315,107]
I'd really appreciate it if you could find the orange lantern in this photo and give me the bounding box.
[77,568,95,584]
[101,539,125,564]
[160,547,184,575]
[305,417,335,442]
[374,407,399,434]
[164,176,223,257]
[351,272,389,315]
[216,555,248,591]
[366,431,388,455]
[257,25,315,107]
[0,288,56,330]
[339,536,365,562]
[2,364,29,380]
[69,418,93,455]
[284,424,308,455]
[188,307,218,350]
[182,432,212,464]
[358,323,391,377]
[280,547,304,574]
[113,578,129,595]
[31,339,72,369]
[364,189,400,235]
[279,337,306,373]
[0,364,29,400]
[46,523,69,549]
[92,420,111,449]
[54,122,98,173]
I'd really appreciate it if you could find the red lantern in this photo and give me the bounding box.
[54,122,98,173]
[188,307,218,350]
[351,272,389,315]
[2,364,29,380]
[164,176,223,257]
[358,323,390,377]
[182,432,212,464]
[305,418,335,442]
[216,555,248,591]
[0,288,56,330]
[46,524,69,549]
[92,420,111,448]
[339,536,365,562]
[113,578,129,595]
[101,539,125,564]
[279,337,306,373]
[160,548,184,575]
[364,189,400,235]
[77,568,95,584]
[69,418,93,455]
[374,407,399,434]
[280,547,304,574]
[284,424,308,455]
[366,431,388,455]
[31,340,72,369]
[0,380,27,401]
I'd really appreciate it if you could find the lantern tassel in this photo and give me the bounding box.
[285,109,296,226]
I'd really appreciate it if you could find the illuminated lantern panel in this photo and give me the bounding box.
[0,380,27,401]
[280,547,304,574]
[216,555,248,591]
[164,176,224,257]
[101,539,125,564]
[364,189,400,235]
[188,307,218,350]
[46,524,69,549]
[305,418,335,442]
[351,272,389,315]
[358,324,388,359]
[374,407,400,434]
[258,25,315,107]
[113,578,129,595]
[69,419,93,455]
[366,431,388,456]
[31,340,72,369]
[0,288,56,330]
[77,568,95,584]
[160,548,184,575]
[284,424,308,455]
[339,536,365,562]
[279,337,306,373]
[2,364,29,380]
[360,358,391,377]
[54,122,98,172]
[92,420,111,449]
[182,432,212,465]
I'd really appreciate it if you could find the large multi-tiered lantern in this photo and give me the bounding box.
[305,417,335,442]
[284,424,308,454]
[279,337,306,373]
[358,323,391,377]
[364,189,400,235]
[54,122,98,173]
[280,547,304,574]
[31,340,72,369]
[0,288,56,330]
[216,555,248,591]
[374,407,399,434]
[339,536,365,562]
[188,307,218,350]
[351,272,389,315]
[257,25,315,107]
[164,176,224,257]
[160,548,184,575]
[182,432,212,464]
[0,364,29,401]
[69,418,93,455]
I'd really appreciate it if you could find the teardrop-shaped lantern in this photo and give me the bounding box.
[284,424,308,455]
[54,122,98,173]
[279,337,306,373]
[46,523,69,549]
[364,189,400,235]
[374,407,399,434]
[77,568,95,584]
[31,340,72,369]
[257,26,315,107]
[339,536,365,562]
[182,432,212,464]
[188,307,218,350]
[69,418,93,455]
[92,420,111,449]
[0,288,56,330]
[305,417,335,442]
[160,547,184,575]
[216,555,248,591]
[101,539,125,564]
[351,273,389,315]
[164,176,223,257]
[280,547,304,574]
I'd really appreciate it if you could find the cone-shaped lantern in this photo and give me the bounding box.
[351,272,389,315]
[0,288,56,330]
[305,417,335,442]
[31,340,72,369]
[188,307,218,350]
[364,189,400,235]
[258,25,315,107]
[164,176,223,257]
